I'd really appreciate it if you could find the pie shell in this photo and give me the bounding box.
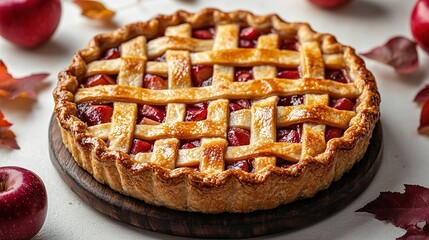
[53,8,380,213]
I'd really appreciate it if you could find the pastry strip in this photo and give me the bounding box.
[108,36,146,152]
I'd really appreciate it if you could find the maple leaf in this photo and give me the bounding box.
[0,110,19,150]
[0,60,48,100]
[414,85,429,104]
[361,36,419,74]
[414,85,429,135]
[418,99,429,135]
[357,185,429,229]
[73,0,116,21]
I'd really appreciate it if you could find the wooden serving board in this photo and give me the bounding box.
[49,117,383,239]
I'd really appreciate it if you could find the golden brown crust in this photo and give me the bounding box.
[53,8,380,213]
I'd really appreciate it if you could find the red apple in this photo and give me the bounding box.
[308,0,353,9]
[0,166,48,240]
[411,0,429,54]
[0,0,62,48]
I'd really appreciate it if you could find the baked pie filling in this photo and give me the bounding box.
[54,9,380,213]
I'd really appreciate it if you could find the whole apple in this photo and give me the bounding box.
[0,0,62,48]
[0,166,48,240]
[308,0,353,9]
[411,0,429,54]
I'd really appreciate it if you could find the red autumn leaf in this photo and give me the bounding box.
[414,85,429,104]
[397,224,429,240]
[0,60,48,100]
[361,36,419,74]
[73,0,115,21]
[356,185,429,229]
[0,110,19,149]
[418,99,429,134]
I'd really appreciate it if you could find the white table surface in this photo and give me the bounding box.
[0,0,428,239]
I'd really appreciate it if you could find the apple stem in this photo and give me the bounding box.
[0,181,6,192]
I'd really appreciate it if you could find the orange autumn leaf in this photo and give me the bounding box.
[73,0,116,21]
[0,60,48,100]
[0,110,19,149]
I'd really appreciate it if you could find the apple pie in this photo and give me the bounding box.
[53,9,380,213]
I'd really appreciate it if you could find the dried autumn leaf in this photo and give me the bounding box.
[0,110,19,149]
[414,85,429,104]
[73,0,115,21]
[361,36,419,74]
[356,184,429,229]
[0,60,48,100]
[418,99,429,134]
[397,224,429,240]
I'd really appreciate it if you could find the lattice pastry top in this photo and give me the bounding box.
[54,9,380,213]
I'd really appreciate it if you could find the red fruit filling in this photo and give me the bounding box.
[130,139,153,155]
[325,127,344,141]
[154,54,166,62]
[229,99,252,112]
[180,139,201,149]
[229,103,242,112]
[240,27,260,40]
[77,103,113,126]
[276,158,296,169]
[82,74,116,88]
[277,129,301,143]
[278,95,304,106]
[226,127,253,172]
[227,127,250,146]
[330,98,355,111]
[138,104,166,123]
[103,47,121,60]
[185,103,208,122]
[185,109,208,122]
[326,69,348,83]
[225,159,254,172]
[277,124,302,143]
[239,27,260,48]
[277,69,300,79]
[143,74,168,90]
[280,38,299,51]
[192,27,215,39]
[234,67,254,82]
[240,39,256,48]
[191,65,213,87]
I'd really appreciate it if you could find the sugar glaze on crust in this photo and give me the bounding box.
[53,8,380,213]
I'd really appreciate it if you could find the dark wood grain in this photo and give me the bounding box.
[49,116,383,239]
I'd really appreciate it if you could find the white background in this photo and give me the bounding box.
[0,0,428,239]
